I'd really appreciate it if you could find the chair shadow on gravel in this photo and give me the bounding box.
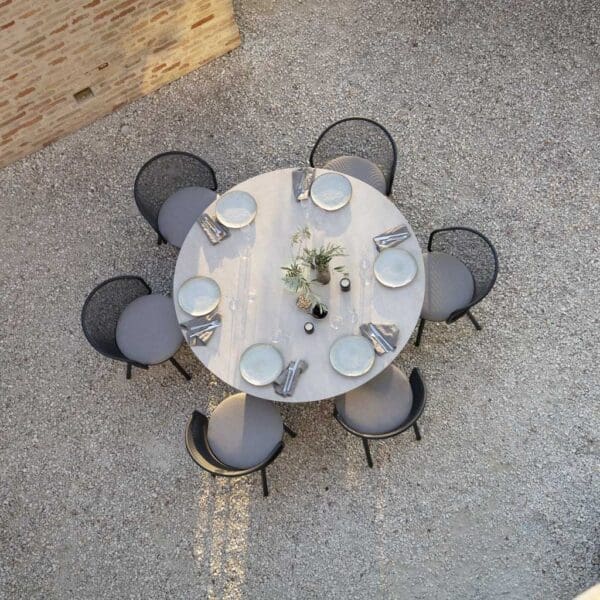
[188,397,424,595]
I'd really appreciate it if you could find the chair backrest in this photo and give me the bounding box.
[427,227,499,323]
[81,276,150,363]
[407,367,426,424]
[309,117,397,195]
[185,410,283,477]
[134,151,217,232]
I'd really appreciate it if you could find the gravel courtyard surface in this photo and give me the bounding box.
[1,0,598,598]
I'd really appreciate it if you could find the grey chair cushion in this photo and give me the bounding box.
[421,252,475,322]
[157,186,217,248]
[207,394,283,469]
[335,365,412,435]
[324,155,387,195]
[116,294,183,365]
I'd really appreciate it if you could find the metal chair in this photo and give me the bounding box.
[185,394,296,497]
[134,151,217,246]
[81,275,191,380]
[334,367,426,468]
[415,227,499,346]
[309,117,397,196]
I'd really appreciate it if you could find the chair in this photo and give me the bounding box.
[333,366,426,468]
[185,394,296,497]
[415,227,499,346]
[81,275,191,380]
[309,117,397,196]
[134,151,218,248]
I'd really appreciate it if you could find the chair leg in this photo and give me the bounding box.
[260,468,269,497]
[126,363,132,379]
[467,310,482,331]
[413,422,422,441]
[169,357,191,381]
[415,318,425,347]
[362,438,374,468]
[283,423,297,438]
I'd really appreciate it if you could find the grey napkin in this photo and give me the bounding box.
[198,214,230,245]
[182,313,222,346]
[373,225,411,251]
[293,167,315,202]
[359,323,399,355]
[273,359,308,397]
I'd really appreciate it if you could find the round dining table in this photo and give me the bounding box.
[173,168,425,403]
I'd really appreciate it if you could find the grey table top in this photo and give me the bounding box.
[173,168,425,403]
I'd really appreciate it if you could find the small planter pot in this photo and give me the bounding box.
[315,267,331,285]
[312,303,328,319]
[296,294,313,313]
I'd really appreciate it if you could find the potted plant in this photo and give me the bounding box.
[302,243,348,285]
[281,227,339,318]
[281,261,313,312]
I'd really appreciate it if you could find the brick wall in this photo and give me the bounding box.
[0,0,240,168]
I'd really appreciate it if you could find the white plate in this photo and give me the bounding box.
[215,191,257,228]
[373,248,418,288]
[310,172,352,211]
[329,335,375,377]
[239,343,284,386]
[177,277,221,316]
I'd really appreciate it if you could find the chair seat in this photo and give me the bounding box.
[157,186,217,248]
[116,294,183,365]
[335,365,413,435]
[421,252,475,322]
[324,155,387,195]
[207,394,283,469]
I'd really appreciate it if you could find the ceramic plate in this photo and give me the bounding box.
[310,172,352,211]
[177,276,221,316]
[239,343,284,386]
[215,191,257,228]
[329,335,375,377]
[373,248,418,288]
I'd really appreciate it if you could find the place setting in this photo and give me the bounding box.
[198,189,258,245]
[177,275,223,345]
[238,341,308,398]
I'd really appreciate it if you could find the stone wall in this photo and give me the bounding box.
[0,0,240,168]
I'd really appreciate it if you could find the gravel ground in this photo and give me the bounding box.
[1,0,599,598]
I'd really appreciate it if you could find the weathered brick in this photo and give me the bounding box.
[50,23,69,35]
[94,8,113,20]
[191,14,214,29]
[152,39,177,53]
[110,6,136,21]
[15,86,35,98]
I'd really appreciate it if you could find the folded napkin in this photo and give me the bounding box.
[182,313,222,346]
[373,225,411,251]
[273,359,308,397]
[292,167,315,202]
[198,214,230,245]
[359,323,399,355]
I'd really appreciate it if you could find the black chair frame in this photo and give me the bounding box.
[81,275,191,381]
[415,227,499,346]
[133,151,218,245]
[185,410,296,497]
[309,117,398,196]
[333,368,426,468]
